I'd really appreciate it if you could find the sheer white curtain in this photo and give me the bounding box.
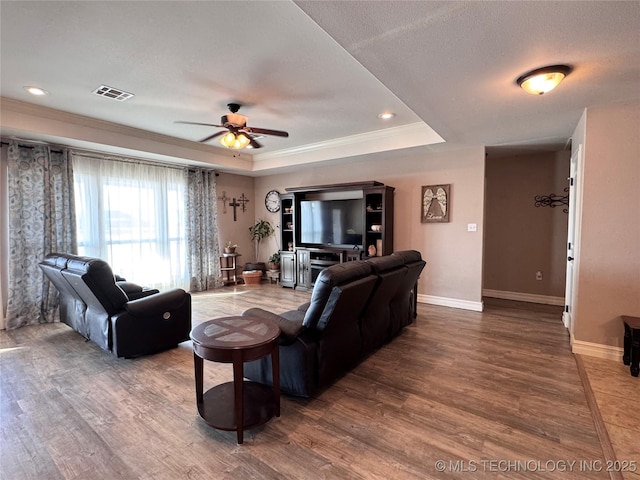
[73,154,189,291]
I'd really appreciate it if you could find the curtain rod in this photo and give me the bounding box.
[0,141,63,154]
[1,140,218,175]
[71,150,218,175]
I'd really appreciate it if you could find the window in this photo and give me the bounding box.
[73,155,189,291]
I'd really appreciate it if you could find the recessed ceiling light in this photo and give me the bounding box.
[378,112,396,119]
[23,86,49,96]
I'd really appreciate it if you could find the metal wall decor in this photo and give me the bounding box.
[229,198,241,221]
[218,192,250,220]
[238,193,250,212]
[217,191,229,213]
[534,187,569,213]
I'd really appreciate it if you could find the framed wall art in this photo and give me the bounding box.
[421,184,450,223]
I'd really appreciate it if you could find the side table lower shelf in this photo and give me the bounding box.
[220,253,241,285]
[198,381,279,431]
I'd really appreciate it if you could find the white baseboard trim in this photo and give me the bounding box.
[571,340,624,362]
[417,294,484,312]
[483,289,565,306]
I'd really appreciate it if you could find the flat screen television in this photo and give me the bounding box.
[299,198,363,247]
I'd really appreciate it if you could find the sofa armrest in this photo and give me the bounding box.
[124,288,188,317]
[112,289,191,358]
[117,281,160,300]
[242,307,304,345]
[297,302,311,313]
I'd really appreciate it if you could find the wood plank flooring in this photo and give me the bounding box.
[579,354,640,480]
[0,285,634,479]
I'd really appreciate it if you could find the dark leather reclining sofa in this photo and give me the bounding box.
[242,250,426,397]
[39,253,191,358]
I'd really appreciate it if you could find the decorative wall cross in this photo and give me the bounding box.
[238,193,250,212]
[229,198,241,221]
[217,191,229,214]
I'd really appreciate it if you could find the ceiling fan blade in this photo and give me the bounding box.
[175,121,224,128]
[199,131,226,143]
[248,136,263,149]
[245,127,289,137]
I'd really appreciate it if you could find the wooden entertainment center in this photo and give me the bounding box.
[278,181,394,290]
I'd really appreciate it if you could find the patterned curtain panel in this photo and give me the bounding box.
[6,142,76,329]
[187,168,222,291]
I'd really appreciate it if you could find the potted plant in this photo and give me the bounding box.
[224,241,237,254]
[247,219,275,272]
[268,252,280,271]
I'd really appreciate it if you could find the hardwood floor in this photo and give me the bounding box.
[578,354,640,480]
[0,285,635,479]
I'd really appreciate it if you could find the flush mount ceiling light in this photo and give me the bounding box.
[517,65,572,95]
[378,112,396,119]
[219,132,251,149]
[23,86,49,96]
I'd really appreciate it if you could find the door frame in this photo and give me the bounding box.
[563,143,584,340]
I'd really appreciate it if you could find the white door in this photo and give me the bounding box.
[563,144,582,333]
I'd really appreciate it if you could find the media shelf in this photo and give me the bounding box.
[277,181,394,289]
[296,247,348,290]
[364,186,394,256]
[279,193,295,253]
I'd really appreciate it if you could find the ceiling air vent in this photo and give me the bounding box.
[92,85,134,102]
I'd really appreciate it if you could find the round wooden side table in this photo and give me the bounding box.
[190,315,280,444]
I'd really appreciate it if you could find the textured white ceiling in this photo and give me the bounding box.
[1,1,639,172]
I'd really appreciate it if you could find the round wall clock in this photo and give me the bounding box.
[265,190,281,213]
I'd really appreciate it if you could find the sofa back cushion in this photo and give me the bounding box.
[315,274,378,387]
[62,257,128,315]
[360,262,407,353]
[303,260,372,330]
[389,250,426,335]
[39,255,87,333]
[366,254,404,273]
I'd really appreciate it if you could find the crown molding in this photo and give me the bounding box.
[251,122,444,170]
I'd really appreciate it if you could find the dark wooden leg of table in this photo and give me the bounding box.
[194,352,204,414]
[272,344,280,417]
[623,323,631,365]
[631,328,640,377]
[233,350,244,444]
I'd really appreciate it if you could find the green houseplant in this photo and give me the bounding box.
[268,252,280,271]
[224,241,237,254]
[248,219,275,270]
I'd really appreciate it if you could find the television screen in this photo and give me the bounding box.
[300,199,363,247]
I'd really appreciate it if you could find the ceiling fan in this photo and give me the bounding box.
[176,103,289,149]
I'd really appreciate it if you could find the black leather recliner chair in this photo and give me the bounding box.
[39,253,191,358]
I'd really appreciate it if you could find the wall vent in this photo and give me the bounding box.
[92,85,134,102]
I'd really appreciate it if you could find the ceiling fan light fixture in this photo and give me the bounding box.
[517,65,572,95]
[235,133,250,149]
[219,132,251,149]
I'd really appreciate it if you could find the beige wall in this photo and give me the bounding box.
[573,101,640,347]
[254,146,486,305]
[215,173,255,269]
[484,151,570,297]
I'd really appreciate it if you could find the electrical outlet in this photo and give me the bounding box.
[536,271,543,281]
